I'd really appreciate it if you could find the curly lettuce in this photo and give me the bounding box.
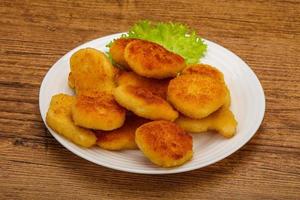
[108,20,207,64]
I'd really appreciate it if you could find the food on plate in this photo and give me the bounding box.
[109,38,137,69]
[72,91,125,131]
[70,48,117,93]
[120,20,207,64]
[124,39,186,79]
[182,64,231,107]
[167,74,227,119]
[69,48,126,130]
[114,85,178,121]
[45,20,239,169]
[175,106,237,138]
[46,94,97,147]
[95,115,148,150]
[116,71,169,99]
[135,120,193,167]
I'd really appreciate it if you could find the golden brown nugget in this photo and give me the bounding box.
[70,48,117,93]
[69,48,126,130]
[114,85,178,121]
[167,74,227,119]
[72,91,126,131]
[124,40,186,79]
[110,38,137,69]
[95,116,149,150]
[46,94,97,147]
[116,71,169,98]
[182,64,231,107]
[70,48,116,81]
[175,106,237,138]
[135,120,193,167]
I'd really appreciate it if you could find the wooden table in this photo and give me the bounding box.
[1,0,299,199]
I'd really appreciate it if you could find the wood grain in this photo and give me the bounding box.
[0,0,299,199]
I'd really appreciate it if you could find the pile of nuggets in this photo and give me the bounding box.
[46,38,237,168]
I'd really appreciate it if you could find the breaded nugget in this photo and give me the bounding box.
[124,40,186,79]
[71,48,116,80]
[114,85,178,121]
[116,71,169,98]
[175,106,237,138]
[167,74,227,119]
[46,94,97,147]
[69,48,126,130]
[72,91,126,130]
[70,48,117,93]
[182,64,231,107]
[95,115,149,150]
[135,120,193,167]
[109,38,137,69]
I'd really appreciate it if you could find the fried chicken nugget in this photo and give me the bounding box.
[72,91,125,131]
[182,64,231,107]
[69,48,126,130]
[167,74,227,119]
[116,71,169,98]
[70,48,117,93]
[109,38,137,69]
[135,120,193,167]
[95,115,149,150]
[124,40,186,79]
[175,106,237,138]
[46,94,97,147]
[114,85,178,121]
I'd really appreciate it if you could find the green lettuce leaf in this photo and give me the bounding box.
[108,20,207,64]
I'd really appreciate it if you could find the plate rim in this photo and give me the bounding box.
[39,33,266,174]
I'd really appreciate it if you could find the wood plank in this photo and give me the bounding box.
[0,0,299,199]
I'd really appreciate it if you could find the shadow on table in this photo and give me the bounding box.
[45,126,262,198]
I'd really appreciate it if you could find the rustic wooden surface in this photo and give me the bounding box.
[1,0,299,199]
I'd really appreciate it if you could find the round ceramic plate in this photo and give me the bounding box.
[39,33,265,174]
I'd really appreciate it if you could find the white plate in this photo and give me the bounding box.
[39,33,265,174]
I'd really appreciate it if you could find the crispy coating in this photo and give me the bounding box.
[167,74,227,119]
[116,71,169,98]
[95,115,149,150]
[114,85,178,121]
[124,40,186,79]
[135,120,193,167]
[182,64,224,81]
[70,48,117,93]
[182,64,231,108]
[46,94,97,147]
[110,38,137,69]
[175,106,237,138]
[72,91,126,130]
[68,72,75,89]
